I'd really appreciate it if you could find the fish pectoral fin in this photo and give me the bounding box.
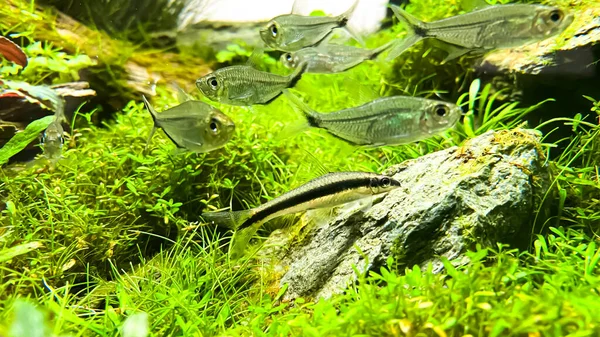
[229,224,261,260]
[441,44,472,63]
[230,90,254,102]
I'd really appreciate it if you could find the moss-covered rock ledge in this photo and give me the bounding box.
[261,129,550,301]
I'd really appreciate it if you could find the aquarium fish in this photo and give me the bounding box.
[386,4,574,62]
[142,95,235,153]
[280,41,394,73]
[260,0,360,52]
[201,171,401,257]
[41,117,64,163]
[283,90,462,146]
[195,61,307,106]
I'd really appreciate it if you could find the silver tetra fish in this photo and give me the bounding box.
[201,171,401,258]
[260,0,360,52]
[283,90,462,146]
[280,41,394,73]
[142,93,235,153]
[195,56,307,106]
[386,3,574,62]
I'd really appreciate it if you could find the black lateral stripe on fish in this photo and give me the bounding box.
[243,173,381,229]
[202,171,400,231]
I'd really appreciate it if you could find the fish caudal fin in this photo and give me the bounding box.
[283,89,320,126]
[287,61,308,89]
[337,0,359,26]
[142,95,159,151]
[336,0,364,46]
[386,5,427,61]
[201,209,258,259]
[385,34,422,61]
[276,89,316,140]
[201,209,252,231]
[370,40,396,60]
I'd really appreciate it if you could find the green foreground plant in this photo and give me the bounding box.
[2,0,600,335]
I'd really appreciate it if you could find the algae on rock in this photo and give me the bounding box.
[259,129,551,301]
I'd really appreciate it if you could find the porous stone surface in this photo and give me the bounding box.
[261,129,550,301]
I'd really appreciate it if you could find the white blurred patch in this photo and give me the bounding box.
[178,0,389,35]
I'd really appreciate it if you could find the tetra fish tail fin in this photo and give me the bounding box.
[370,40,396,60]
[337,0,359,26]
[287,61,308,89]
[336,0,365,47]
[276,89,317,140]
[390,5,427,35]
[142,95,159,150]
[201,209,253,231]
[385,5,427,61]
[283,89,320,125]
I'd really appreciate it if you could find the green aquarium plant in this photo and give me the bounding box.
[1,0,599,336]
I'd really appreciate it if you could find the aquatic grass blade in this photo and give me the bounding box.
[0,115,54,165]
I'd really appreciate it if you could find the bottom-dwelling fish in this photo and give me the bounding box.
[283,90,462,146]
[142,94,235,153]
[201,171,401,258]
[280,41,394,74]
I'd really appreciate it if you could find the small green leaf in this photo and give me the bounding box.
[5,200,16,215]
[0,242,43,263]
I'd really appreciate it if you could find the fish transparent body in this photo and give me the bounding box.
[424,5,574,50]
[287,93,462,146]
[144,97,235,152]
[259,1,358,52]
[196,64,305,105]
[388,4,574,61]
[281,41,393,73]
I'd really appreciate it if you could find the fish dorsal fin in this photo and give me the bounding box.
[246,47,265,68]
[461,0,491,12]
[290,0,302,14]
[171,82,192,103]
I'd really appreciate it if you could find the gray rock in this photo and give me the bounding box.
[259,129,550,301]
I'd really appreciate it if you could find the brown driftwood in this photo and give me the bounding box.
[2,0,212,108]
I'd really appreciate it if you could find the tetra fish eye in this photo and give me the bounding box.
[209,77,218,89]
[435,105,448,117]
[550,10,562,22]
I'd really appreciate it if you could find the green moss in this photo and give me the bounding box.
[1,0,600,336]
